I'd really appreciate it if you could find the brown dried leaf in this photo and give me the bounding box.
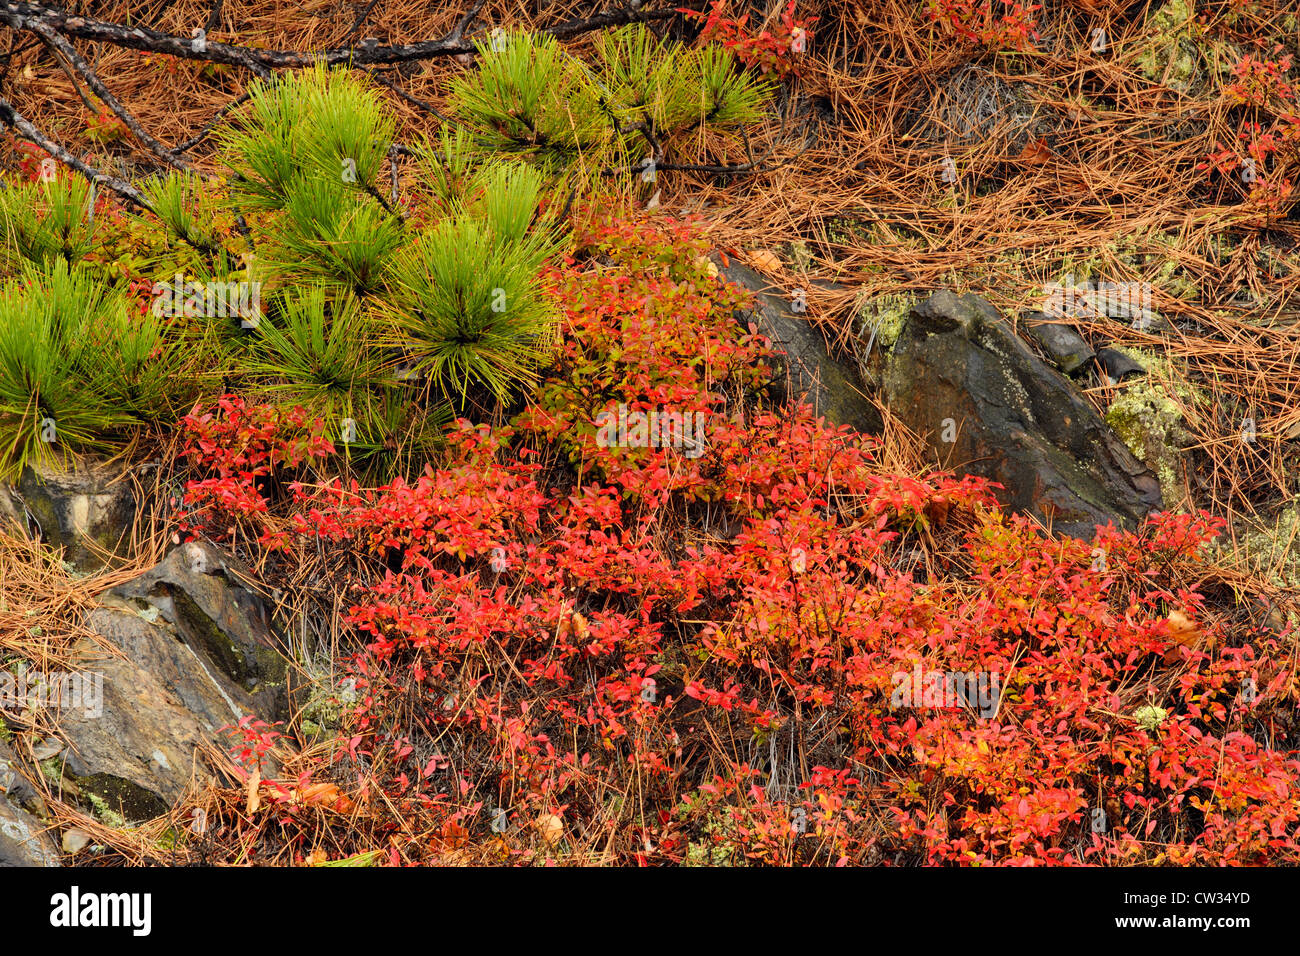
[1017,137,1053,165]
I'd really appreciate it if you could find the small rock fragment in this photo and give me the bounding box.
[61,828,92,855]
[1023,312,1095,375]
[1096,348,1146,381]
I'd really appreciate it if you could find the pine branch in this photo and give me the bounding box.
[0,2,675,71]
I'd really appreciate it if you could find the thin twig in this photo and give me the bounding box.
[0,94,151,209]
[29,19,191,170]
[172,91,251,155]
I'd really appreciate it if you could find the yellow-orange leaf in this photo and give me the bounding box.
[246,764,262,815]
[535,813,564,845]
[300,782,340,806]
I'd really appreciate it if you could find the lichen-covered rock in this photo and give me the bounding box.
[1136,0,1202,94]
[1135,0,1242,102]
[1103,347,1201,508]
[1235,501,1300,593]
[856,293,913,353]
[0,461,136,571]
[0,741,60,866]
[884,291,1164,538]
[0,794,60,866]
[35,542,292,824]
[297,659,359,741]
[0,739,44,814]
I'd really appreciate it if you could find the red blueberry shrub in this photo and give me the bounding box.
[923,0,1042,51]
[680,1,819,78]
[172,210,1300,866]
[1199,47,1300,218]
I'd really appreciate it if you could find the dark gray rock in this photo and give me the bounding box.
[717,258,882,432]
[0,461,136,570]
[38,542,291,824]
[0,740,43,813]
[49,614,251,823]
[883,291,1164,538]
[110,541,290,721]
[0,741,60,866]
[1022,312,1095,375]
[1096,347,1147,381]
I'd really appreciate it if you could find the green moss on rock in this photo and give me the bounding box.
[1136,0,1241,95]
[857,293,913,350]
[85,791,127,829]
[73,773,168,823]
[298,664,356,740]
[1236,500,1300,590]
[1104,348,1202,507]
